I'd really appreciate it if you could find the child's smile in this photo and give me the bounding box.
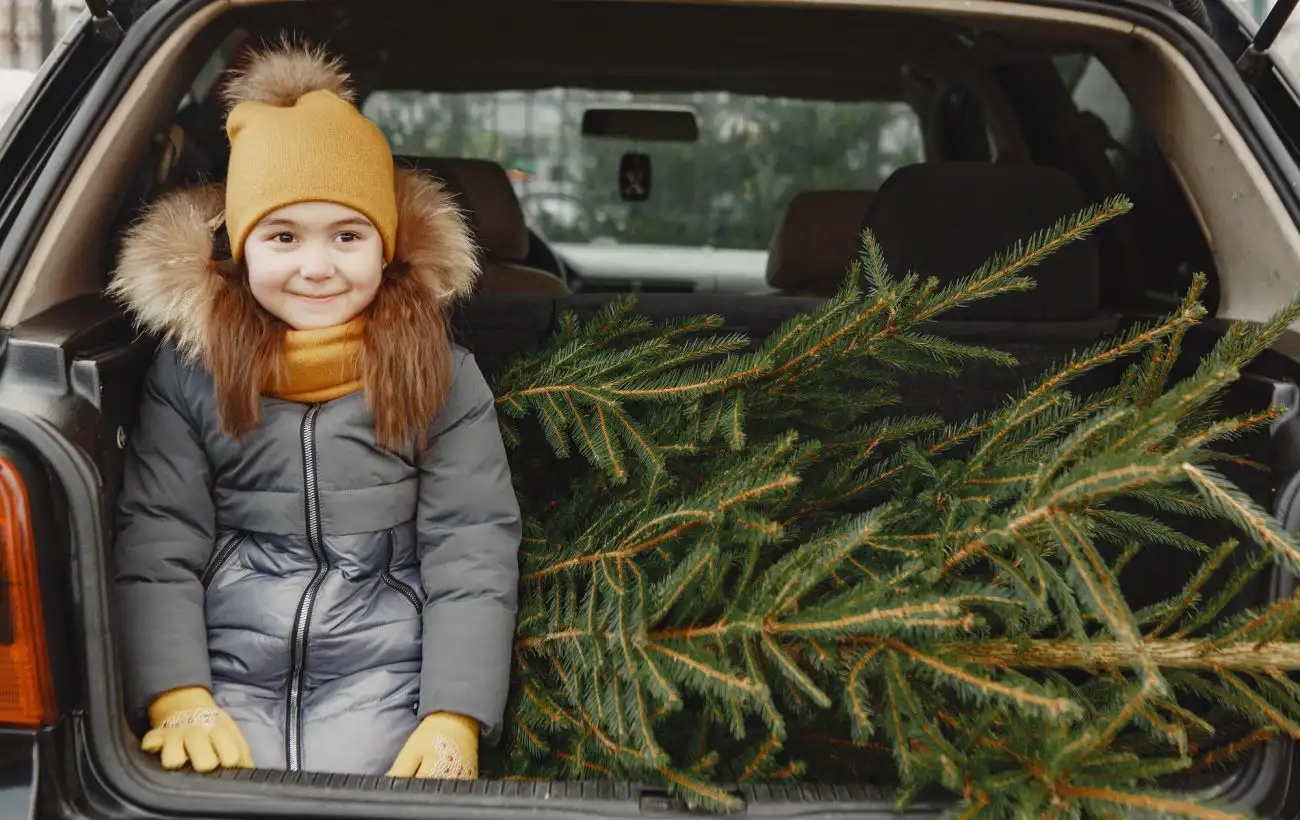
[244,200,385,330]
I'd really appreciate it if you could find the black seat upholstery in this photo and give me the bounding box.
[863,162,1101,321]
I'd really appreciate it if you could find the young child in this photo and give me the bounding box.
[107,42,521,779]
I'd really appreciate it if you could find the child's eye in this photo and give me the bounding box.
[336,231,359,243]
[272,232,295,244]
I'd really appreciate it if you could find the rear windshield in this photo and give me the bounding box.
[362,88,922,252]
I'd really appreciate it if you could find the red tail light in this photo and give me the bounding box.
[0,456,55,727]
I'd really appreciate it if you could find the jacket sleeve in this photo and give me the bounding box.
[113,347,216,724]
[416,350,522,745]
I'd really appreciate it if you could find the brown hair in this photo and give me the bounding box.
[361,260,454,453]
[203,233,453,454]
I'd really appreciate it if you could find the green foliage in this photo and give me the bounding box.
[485,194,1300,818]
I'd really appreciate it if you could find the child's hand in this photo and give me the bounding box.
[387,712,479,779]
[143,686,254,772]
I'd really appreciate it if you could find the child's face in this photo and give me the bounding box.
[244,201,385,330]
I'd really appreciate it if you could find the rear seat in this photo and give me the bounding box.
[758,166,1118,419]
[395,156,569,296]
[864,162,1099,321]
[764,190,874,298]
[859,162,1117,418]
[456,161,1295,646]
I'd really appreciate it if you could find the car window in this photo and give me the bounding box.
[1055,54,1134,149]
[1051,52,1216,307]
[0,69,35,132]
[362,89,922,252]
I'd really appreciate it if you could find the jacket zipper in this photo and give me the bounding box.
[286,404,327,772]
[200,533,246,589]
[379,530,421,614]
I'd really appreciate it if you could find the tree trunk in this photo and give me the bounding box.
[951,639,1300,672]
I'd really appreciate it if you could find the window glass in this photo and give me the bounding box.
[364,89,922,252]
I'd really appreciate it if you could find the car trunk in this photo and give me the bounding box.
[3,0,1300,816]
[6,285,1286,818]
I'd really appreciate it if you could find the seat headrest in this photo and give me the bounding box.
[863,163,1100,320]
[396,156,529,262]
[766,191,875,295]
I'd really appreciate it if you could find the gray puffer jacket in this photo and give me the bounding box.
[109,168,521,775]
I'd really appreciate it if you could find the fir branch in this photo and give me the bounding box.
[770,601,974,638]
[914,196,1133,321]
[1189,726,1281,772]
[1060,785,1243,819]
[1088,509,1206,554]
[1047,514,1161,691]
[1200,596,1300,656]
[882,638,1077,717]
[1206,283,1300,370]
[1020,302,1205,410]
[1182,462,1300,574]
[947,638,1300,671]
[1135,274,1208,408]
[1148,538,1241,638]
[1057,685,1150,770]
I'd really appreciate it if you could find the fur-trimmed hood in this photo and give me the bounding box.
[108,40,480,452]
[108,167,479,365]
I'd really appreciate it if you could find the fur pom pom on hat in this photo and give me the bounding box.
[222,41,396,263]
[221,41,356,110]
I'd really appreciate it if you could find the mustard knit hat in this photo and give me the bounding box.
[222,43,397,263]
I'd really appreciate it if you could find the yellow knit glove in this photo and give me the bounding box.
[386,712,479,779]
[142,686,254,772]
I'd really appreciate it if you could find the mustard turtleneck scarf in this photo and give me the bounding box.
[265,317,365,404]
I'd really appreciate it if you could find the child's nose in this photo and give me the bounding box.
[298,250,334,280]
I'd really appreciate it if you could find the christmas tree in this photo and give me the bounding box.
[483,195,1300,818]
